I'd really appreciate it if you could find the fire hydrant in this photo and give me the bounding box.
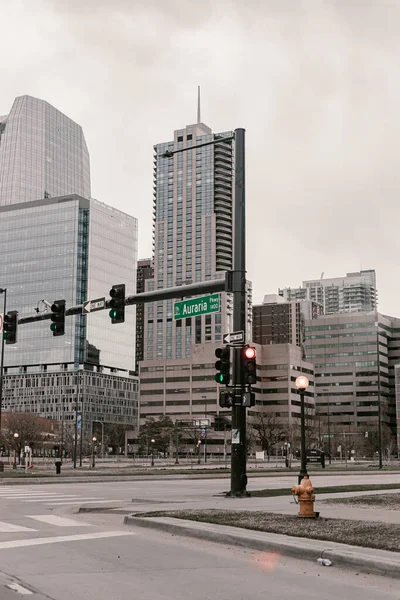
[291,475,317,518]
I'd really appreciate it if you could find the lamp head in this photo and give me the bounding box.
[295,375,309,390]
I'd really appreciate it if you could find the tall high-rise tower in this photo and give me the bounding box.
[144,113,245,361]
[0,95,90,206]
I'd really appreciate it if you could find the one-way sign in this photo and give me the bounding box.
[82,297,106,315]
[223,330,244,345]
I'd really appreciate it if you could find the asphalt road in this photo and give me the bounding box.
[0,474,399,598]
[0,510,398,600]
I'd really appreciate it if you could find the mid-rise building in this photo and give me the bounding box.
[248,343,315,428]
[135,259,154,373]
[252,294,322,349]
[304,312,400,438]
[0,95,90,206]
[139,341,315,457]
[279,270,377,315]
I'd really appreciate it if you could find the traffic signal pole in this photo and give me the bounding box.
[230,128,248,497]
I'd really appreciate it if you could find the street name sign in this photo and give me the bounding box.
[82,298,106,315]
[174,294,220,320]
[223,330,244,345]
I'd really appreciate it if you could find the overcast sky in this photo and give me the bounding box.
[1,0,399,314]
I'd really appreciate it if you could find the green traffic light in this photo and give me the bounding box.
[215,373,229,384]
[3,332,7,341]
[109,309,118,319]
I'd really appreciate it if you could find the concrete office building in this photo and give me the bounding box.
[0,95,90,206]
[248,343,315,426]
[0,194,138,437]
[279,270,377,315]
[135,259,154,373]
[139,341,315,456]
[304,312,400,440]
[393,365,400,453]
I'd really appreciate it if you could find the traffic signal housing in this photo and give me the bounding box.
[3,311,18,344]
[109,284,125,324]
[50,300,66,336]
[242,345,257,386]
[215,346,230,385]
[219,389,234,408]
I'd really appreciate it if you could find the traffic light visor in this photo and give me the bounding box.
[215,347,230,360]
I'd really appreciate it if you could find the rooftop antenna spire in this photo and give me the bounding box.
[197,85,201,123]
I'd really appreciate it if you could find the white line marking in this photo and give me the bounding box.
[6,582,33,595]
[23,496,82,503]
[45,499,120,506]
[0,493,73,498]
[0,521,37,533]
[0,531,134,550]
[27,515,91,527]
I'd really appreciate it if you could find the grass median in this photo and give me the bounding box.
[322,492,400,509]
[251,483,400,497]
[136,509,400,553]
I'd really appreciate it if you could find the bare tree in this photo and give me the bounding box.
[1,413,47,455]
[251,411,286,461]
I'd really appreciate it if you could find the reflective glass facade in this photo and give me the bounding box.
[86,200,137,370]
[0,195,137,372]
[0,95,90,206]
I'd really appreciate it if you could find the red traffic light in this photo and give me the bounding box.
[244,346,256,360]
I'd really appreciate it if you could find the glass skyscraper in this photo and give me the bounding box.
[0,96,138,434]
[0,95,90,206]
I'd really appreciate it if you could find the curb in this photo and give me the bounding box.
[124,515,400,579]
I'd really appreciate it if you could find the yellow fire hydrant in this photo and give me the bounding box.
[291,475,317,518]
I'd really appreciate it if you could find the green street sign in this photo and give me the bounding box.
[322,434,334,438]
[174,294,220,320]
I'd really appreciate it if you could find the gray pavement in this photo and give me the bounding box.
[0,474,398,597]
[0,509,398,599]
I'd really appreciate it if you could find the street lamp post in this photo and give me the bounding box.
[202,395,208,463]
[91,436,96,469]
[13,432,19,469]
[174,421,179,465]
[150,438,155,467]
[295,375,309,485]
[0,288,7,433]
[93,420,104,459]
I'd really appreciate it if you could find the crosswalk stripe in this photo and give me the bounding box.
[27,515,90,527]
[0,521,37,533]
[0,491,69,495]
[37,497,99,503]
[45,499,120,506]
[0,531,135,550]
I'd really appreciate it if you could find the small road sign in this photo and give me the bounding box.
[82,297,106,315]
[174,294,220,320]
[223,330,244,345]
[0,313,3,333]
